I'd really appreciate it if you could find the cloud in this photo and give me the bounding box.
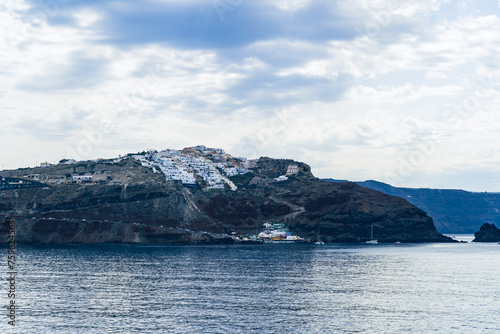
[17,54,111,91]
[18,0,357,50]
[345,84,462,105]
[2,0,500,191]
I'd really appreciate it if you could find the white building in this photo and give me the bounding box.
[72,175,92,181]
[224,167,240,177]
[286,164,299,175]
[275,175,288,182]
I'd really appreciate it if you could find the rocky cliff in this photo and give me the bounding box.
[473,223,500,242]
[326,179,500,234]
[0,153,453,244]
[0,217,234,245]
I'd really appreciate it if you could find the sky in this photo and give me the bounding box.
[1,0,500,192]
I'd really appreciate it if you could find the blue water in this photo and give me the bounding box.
[3,241,500,333]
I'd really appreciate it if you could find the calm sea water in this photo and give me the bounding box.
[3,238,500,333]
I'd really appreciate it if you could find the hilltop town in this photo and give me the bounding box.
[1,145,297,191]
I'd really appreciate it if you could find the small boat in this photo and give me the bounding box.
[315,226,325,244]
[365,224,378,244]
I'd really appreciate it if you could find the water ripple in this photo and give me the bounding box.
[3,243,499,333]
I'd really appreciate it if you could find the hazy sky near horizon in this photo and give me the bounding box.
[1,0,500,191]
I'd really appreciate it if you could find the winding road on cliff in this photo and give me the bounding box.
[268,188,306,223]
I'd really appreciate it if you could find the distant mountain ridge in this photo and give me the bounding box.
[325,179,500,234]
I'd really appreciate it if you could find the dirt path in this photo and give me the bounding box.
[268,189,306,222]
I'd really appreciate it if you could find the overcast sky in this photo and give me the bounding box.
[2,0,500,191]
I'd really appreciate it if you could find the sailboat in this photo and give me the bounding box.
[315,226,325,245]
[365,224,378,244]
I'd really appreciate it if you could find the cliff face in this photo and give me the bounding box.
[0,156,453,244]
[278,180,449,243]
[0,217,233,245]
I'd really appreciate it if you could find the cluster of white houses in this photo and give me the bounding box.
[14,146,300,190]
[1,176,46,190]
[24,170,115,185]
[133,146,249,190]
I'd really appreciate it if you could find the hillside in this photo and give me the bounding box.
[0,147,453,244]
[325,179,500,234]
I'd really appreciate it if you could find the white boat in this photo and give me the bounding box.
[365,224,378,244]
[315,226,325,244]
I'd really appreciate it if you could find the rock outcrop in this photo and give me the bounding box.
[473,223,500,242]
[329,179,500,234]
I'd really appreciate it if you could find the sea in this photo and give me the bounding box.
[3,236,500,333]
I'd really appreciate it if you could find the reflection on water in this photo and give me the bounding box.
[4,243,500,333]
